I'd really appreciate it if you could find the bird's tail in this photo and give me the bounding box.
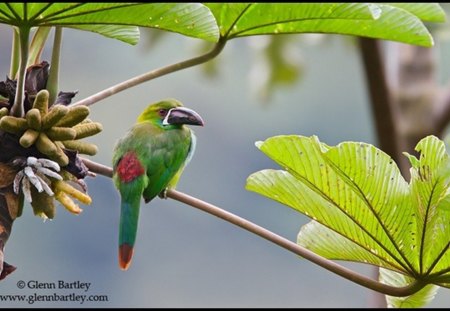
[119,196,141,270]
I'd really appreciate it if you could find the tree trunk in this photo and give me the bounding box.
[359,38,445,308]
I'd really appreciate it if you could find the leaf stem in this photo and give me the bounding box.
[10,26,30,117]
[9,27,20,79]
[82,157,427,297]
[26,26,51,68]
[47,27,63,106]
[70,37,227,107]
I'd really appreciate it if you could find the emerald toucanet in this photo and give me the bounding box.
[112,99,204,270]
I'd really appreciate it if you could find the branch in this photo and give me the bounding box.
[358,37,399,308]
[358,38,401,163]
[434,84,450,136]
[82,158,112,178]
[82,157,426,297]
[70,37,227,108]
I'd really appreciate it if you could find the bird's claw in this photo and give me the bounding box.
[158,188,169,199]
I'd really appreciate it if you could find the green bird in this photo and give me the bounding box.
[112,99,204,270]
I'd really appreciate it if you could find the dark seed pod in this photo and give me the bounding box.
[0,163,18,188]
[4,192,23,220]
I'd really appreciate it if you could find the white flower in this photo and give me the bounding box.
[13,157,63,202]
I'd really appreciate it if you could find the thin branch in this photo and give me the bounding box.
[168,190,426,297]
[70,37,227,108]
[358,38,401,164]
[82,158,112,178]
[434,84,450,136]
[358,36,398,308]
[10,26,30,117]
[81,157,426,297]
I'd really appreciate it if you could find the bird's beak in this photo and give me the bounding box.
[163,107,204,126]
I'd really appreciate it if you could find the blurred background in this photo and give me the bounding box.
[1,13,450,307]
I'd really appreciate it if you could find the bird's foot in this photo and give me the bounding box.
[158,188,168,199]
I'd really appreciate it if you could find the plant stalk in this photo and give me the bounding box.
[81,157,427,297]
[10,26,30,117]
[9,28,20,79]
[70,37,227,107]
[26,26,51,68]
[47,27,63,106]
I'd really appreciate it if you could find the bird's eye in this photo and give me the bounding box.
[158,109,167,116]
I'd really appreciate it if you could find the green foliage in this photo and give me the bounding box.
[201,3,445,103]
[206,3,378,38]
[246,135,450,306]
[1,1,449,306]
[206,3,444,47]
[380,268,439,308]
[0,3,445,47]
[249,35,303,102]
[0,3,219,44]
[388,3,446,22]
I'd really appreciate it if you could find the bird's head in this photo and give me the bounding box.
[137,99,204,128]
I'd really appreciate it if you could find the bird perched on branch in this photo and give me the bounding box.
[112,99,204,270]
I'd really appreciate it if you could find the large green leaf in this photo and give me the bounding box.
[206,3,378,37]
[246,136,416,274]
[298,220,404,271]
[206,3,444,47]
[388,3,446,22]
[68,25,140,45]
[404,137,450,277]
[0,3,219,44]
[380,268,439,308]
[246,135,450,294]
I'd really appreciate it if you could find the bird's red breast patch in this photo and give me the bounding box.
[117,152,145,183]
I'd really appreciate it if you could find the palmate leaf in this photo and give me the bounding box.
[67,24,140,45]
[404,137,450,280]
[297,220,404,272]
[0,3,219,44]
[246,135,450,305]
[205,3,445,47]
[387,3,446,22]
[246,135,417,273]
[380,268,439,308]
